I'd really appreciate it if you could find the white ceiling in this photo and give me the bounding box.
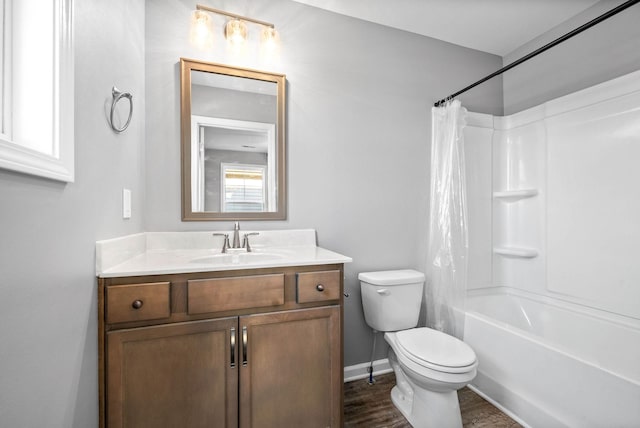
[290,0,601,56]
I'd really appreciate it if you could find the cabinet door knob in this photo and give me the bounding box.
[316,284,325,292]
[131,300,143,309]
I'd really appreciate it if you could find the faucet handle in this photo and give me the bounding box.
[242,232,259,252]
[212,233,230,253]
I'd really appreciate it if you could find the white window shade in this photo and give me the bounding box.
[221,164,266,212]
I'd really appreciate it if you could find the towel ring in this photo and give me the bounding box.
[110,86,133,133]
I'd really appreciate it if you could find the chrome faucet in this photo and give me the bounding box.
[232,221,241,249]
[214,222,259,253]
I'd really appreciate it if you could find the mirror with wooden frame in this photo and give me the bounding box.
[180,58,286,220]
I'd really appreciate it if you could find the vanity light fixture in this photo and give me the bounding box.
[261,27,279,50]
[192,4,278,46]
[190,9,214,48]
[225,18,248,44]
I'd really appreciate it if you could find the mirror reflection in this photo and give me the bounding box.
[181,59,286,220]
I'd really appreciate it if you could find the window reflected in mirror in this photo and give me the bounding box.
[221,163,266,212]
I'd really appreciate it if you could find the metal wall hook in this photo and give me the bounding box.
[110,86,133,133]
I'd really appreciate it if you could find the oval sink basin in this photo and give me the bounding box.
[190,252,284,265]
[238,252,284,263]
[189,254,234,265]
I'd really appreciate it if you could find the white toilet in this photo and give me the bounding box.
[359,269,477,428]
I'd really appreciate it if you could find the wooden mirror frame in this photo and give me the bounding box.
[180,58,286,221]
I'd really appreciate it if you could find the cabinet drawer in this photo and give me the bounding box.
[187,274,285,315]
[297,270,341,303]
[106,282,170,324]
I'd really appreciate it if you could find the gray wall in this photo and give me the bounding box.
[192,84,277,122]
[503,0,640,114]
[145,0,503,367]
[0,0,146,427]
[2,1,636,426]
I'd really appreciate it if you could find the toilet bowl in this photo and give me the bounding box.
[385,328,477,428]
[359,270,477,428]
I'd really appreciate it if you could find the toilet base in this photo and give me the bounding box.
[389,352,464,428]
[390,385,413,422]
[389,381,463,428]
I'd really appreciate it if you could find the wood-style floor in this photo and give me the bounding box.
[344,373,522,428]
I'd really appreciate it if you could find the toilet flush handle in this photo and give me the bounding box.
[376,289,390,296]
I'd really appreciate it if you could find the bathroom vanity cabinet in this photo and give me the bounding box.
[98,264,344,428]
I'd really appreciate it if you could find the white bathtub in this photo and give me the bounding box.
[464,287,640,428]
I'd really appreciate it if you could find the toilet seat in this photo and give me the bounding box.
[385,331,477,387]
[395,328,477,374]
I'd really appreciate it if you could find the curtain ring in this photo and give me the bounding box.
[110,86,133,133]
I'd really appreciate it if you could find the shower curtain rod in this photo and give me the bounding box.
[433,0,640,107]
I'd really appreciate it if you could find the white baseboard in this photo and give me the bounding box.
[344,358,393,383]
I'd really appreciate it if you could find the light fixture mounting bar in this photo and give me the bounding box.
[196,4,275,28]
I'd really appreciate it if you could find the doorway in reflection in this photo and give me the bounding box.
[191,117,275,212]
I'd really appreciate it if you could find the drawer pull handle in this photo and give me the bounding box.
[316,284,325,292]
[131,300,143,309]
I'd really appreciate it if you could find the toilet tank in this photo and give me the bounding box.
[359,269,425,332]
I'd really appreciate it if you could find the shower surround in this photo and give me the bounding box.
[461,70,640,427]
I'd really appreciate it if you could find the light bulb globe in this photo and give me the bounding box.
[189,10,214,48]
[225,19,248,44]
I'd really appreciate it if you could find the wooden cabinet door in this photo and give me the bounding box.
[107,318,239,428]
[239,306,342,428]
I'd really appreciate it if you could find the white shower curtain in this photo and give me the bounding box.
[426,99,469,340]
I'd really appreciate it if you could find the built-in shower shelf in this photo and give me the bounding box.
[493,189,538,201]
[493,246,539,258]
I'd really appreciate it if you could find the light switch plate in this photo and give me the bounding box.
[122,188,132,219]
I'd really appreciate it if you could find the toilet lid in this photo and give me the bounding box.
[396,328,476,369]
[358,269,425,286]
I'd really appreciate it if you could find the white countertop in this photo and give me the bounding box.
[96,230,352,278]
